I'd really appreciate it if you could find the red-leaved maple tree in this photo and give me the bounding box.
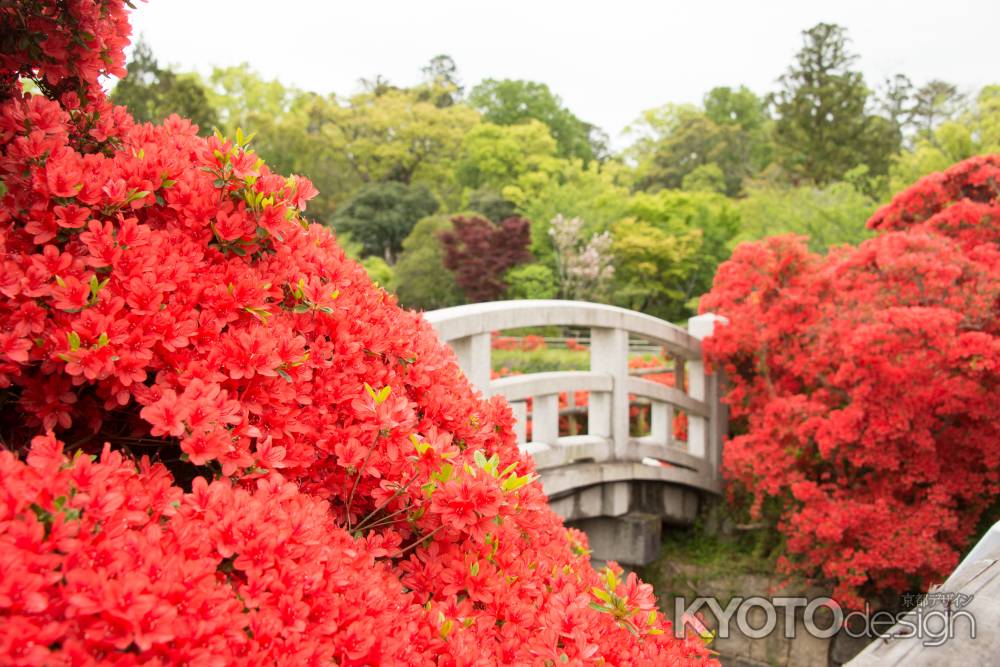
[701,155,1000,607]
[0,2,718,664]
[440,215,532,302]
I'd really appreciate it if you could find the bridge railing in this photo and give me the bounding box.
[425,300,727,496]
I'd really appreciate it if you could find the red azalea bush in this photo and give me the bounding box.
[701,155,1000,606]
[0,2,718,664]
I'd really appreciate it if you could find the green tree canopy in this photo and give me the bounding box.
[771,23,900,184]
[469,79,605,162]
[611,218,702,322]
[331,182,439,264]
[626,100,768,197]
[456,120,562,201]
[504,263,559,300]
[889,85,1000,191]
[394,215,466,311]
[518,159,631,259]
[734,182,877,250]
[624,190,741,315]
[323,88,480,205]
[111,38,218,132]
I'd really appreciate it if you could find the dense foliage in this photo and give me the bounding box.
[701,156,1000,606]
[109,17,1000,322]
[0,2,718,664]
[440,215,533,302]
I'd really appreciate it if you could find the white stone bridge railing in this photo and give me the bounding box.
[425,300,728,565]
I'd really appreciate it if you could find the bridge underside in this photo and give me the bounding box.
[547,478,707,566]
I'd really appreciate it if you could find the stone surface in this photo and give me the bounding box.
[787,627,831,667]
[571,513,662,566]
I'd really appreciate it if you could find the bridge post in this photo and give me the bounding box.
[687,314,728,482]
[450,332,491,397]
[589,327,630,459]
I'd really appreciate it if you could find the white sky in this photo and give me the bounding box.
[129,0,998,149]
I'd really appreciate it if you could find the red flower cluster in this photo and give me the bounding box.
[0,2,717,664]
[701,156,1000,606]
[490,332,548,352]
[1,1,130,104]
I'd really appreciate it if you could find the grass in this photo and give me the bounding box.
[492,347,589,374]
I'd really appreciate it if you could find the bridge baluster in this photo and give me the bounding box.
[589,327,629,460]
[531,393,559,445]
[649,401,673,447]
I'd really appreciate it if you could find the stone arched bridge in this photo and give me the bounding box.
[425,300,727,566]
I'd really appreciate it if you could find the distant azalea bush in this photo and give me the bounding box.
[701,155,1000,607]
[0,2,718,665]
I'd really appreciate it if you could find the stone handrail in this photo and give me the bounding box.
[424,300,727,496]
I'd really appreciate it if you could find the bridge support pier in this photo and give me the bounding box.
[554,480,702,566]
[570,513,662,567]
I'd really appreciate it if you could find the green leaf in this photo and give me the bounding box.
[276,368,292,383]
[96,332,109,348]
[591,587,613,604]
[67,331,81,351]
[473,450,488,469]
[469,561,479,576]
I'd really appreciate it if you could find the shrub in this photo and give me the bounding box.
[701,155,1000,606]
[0,2,716,664]
[440,215,532,302]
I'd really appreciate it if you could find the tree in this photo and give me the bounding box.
[455,120,563,210]
[419,54,462,107]
[627,103,762,197]
[734,182,877,250]
[505,263,559,300]
[208,63,293,133]
[469,79,604,161]
[324,87,479,205]
[548,215,615,301]
[878,76,966,145]
[622,190,741,318]
[704,85,769,132]
[331,182,439,263]
[518,158,631,259]
[111,37,218,132]
[889,85,1000,191]
[911,80,965,137]
[681,163,726,194]
[441,216,533,301]
[703,85,774,175]
[771,23,900,184]
[465,187,518,223]
[393,215,466,310]
[611,218,702,321]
